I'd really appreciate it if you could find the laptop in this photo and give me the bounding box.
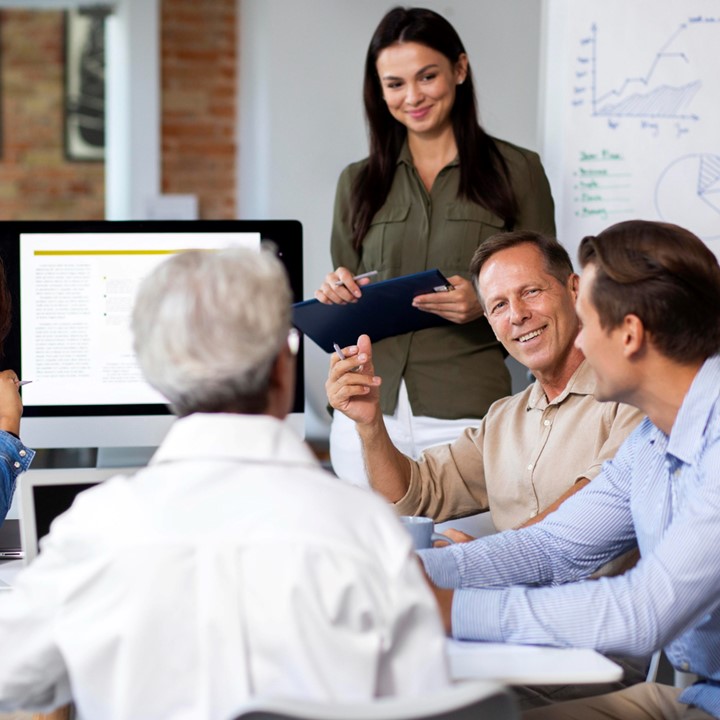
[0,519,22,560]
[18,467,141,566]
[0,519,22,590]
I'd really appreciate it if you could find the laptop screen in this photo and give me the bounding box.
[19,468,140,563]
[32,483,97,547]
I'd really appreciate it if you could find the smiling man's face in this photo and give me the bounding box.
[478,243,580,382]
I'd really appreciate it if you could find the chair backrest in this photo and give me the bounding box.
[646,649,698,688]
[233,680,518,720]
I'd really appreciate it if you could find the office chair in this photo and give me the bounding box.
[233,680,518,720]
[646,649,698,688]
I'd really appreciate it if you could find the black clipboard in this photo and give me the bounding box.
[292,269,452,352]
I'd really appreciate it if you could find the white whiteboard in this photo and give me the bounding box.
[542,0,720,261]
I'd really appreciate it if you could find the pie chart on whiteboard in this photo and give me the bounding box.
[654,154,720,242]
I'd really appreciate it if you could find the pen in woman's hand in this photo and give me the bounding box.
[334,270,378,287]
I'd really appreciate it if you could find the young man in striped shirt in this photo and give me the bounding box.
[422,220,720,720]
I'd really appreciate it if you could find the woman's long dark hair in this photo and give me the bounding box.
[351,6,518,250]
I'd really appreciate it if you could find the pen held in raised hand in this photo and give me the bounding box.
[333,343,362,373]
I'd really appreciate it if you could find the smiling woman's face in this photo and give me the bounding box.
[376,41,467,139]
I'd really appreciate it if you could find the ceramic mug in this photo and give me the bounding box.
[400,515,456,550]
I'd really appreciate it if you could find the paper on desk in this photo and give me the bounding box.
[446,639,624,684]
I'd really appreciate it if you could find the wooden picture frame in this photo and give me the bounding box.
[64,9,106,162]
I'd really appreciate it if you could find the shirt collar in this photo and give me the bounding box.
[397,139,460,169]
[664,355,720,465]
[150,413,319,468]
[527,359,596,410]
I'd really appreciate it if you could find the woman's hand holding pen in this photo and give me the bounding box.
[314,266,377,305]
[326,334,382,426]
[411,274,484,324]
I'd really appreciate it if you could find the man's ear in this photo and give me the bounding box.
[267,347,296,418]
[482,307,500,340]
[621,314,645,359]
[568,273,580,301]
[475,289,489,321]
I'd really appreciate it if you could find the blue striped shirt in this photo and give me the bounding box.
[420,355,720,718]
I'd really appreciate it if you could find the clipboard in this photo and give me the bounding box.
[292,269,453,352]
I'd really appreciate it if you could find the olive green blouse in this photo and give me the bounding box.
[330,138,556,419]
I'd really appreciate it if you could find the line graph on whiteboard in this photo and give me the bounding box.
[572,16,720,130]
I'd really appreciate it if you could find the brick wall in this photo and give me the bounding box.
[0,0,237,221]
[161,0,237,219]
[0,11,105,220]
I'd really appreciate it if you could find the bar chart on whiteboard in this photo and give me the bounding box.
[542,0,720,259]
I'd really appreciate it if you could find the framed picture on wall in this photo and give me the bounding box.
[64,8,107,162]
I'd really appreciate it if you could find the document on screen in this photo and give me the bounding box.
[19,232,260,408]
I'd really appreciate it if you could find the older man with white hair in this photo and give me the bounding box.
[0,246,449,720]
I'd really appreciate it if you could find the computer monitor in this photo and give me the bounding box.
[0,220,303,449]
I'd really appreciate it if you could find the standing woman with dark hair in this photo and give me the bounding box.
[316,7,555,485]
[0,259,34,525]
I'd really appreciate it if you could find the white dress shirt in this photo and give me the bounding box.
[0,414,449,720]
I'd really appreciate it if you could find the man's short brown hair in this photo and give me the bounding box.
[469,231,574,307]
[578,220,720,363]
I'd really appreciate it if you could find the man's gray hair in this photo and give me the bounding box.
[132,245,292,416]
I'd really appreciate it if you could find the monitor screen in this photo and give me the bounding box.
[0,220,303,449]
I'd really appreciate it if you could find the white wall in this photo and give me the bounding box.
[105,0,161,220]
[239,0,546,439]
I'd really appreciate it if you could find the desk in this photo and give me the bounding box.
[447,639,623,685]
